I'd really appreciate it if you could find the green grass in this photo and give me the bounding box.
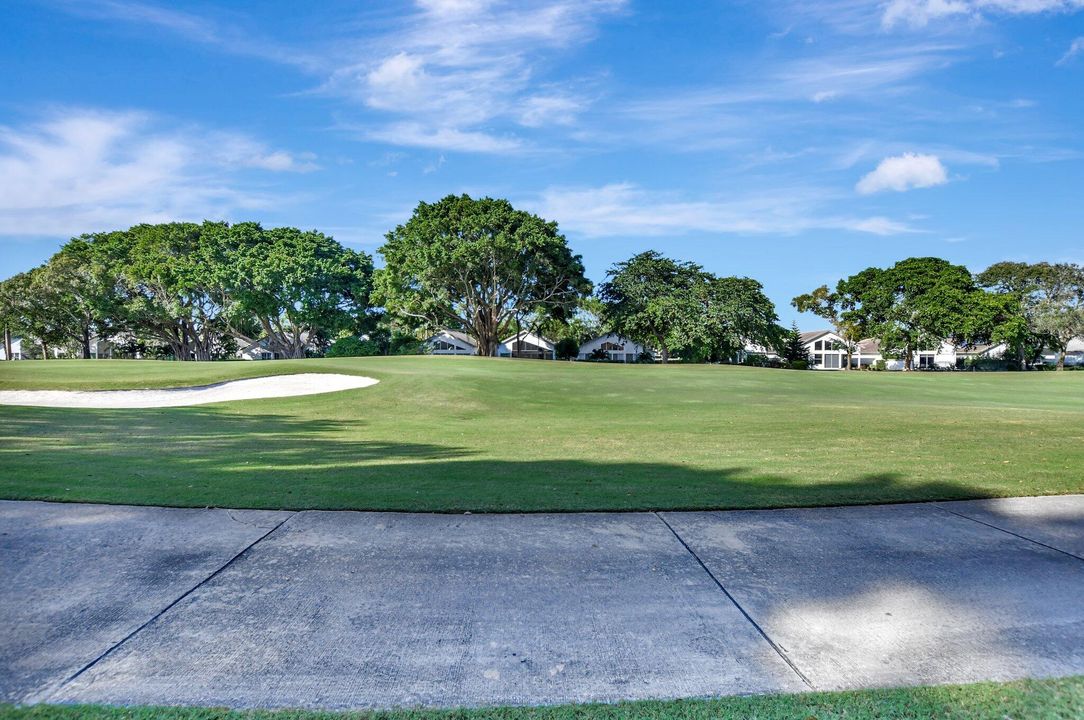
[3,676,1083,719]
[1,356,1082,512]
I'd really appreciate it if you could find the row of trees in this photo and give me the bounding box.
[792,258,1084,371]
[373,196,781,364]
[2,194,1081,369]
[0,222,372,360]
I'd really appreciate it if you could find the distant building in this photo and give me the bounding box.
[0,336,26,360]
[576,333,652,362]
[499,331,555,360]
[426,329,478,356]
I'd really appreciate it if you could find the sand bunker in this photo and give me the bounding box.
[0,373,378,409]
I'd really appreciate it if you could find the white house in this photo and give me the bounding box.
[1041,337,1084,367]
[498,331,555,359]
[236,333,317,360]
[749,330,1013,370]
[426,329,478,356]
[237,338,280,361]
[0,336,26,360]
[577,333,651,362]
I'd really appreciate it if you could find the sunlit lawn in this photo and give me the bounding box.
[0,356,1081,511]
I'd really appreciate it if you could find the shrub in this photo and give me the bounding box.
[555,337,580,360]
[326,336,381,358]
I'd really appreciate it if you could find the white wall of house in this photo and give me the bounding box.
[1041,337,1084,366]
[427,330,477,356]
[0,337,25,360]
[577,333,649,362]
[237,342,278,361]
[499,331,555,359]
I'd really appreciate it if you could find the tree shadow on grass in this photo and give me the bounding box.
[0,406,1034,513]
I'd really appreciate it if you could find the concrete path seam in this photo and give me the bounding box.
[653,512,816,691]
[934,506,1084,563]
[38,510,298,702]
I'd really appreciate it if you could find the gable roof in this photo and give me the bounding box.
[429,329,477,347]
[500,330,555,346]
[800,330,835,344]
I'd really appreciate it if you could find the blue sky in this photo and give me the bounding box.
[2,0,1082,325]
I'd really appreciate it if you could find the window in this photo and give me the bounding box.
[814,353,823,364]
[824,354,840,369]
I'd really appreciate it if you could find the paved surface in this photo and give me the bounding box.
[1,496,1082,709]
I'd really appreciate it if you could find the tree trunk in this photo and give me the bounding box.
[1018,345,1027,372]
[41,340,49,360]
[3,327,10,361]
[844,346,852,371]
[904,347,913,371]
[660,346,670,364]
[1057,349,1066,371]
[82,326,91,360]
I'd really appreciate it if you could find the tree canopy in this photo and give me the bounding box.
[374,194,591,357]
[599,250,779,363]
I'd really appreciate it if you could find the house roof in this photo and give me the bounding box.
[430,329,477,347]
[500,330,555,346]
[856,338,881,354]
[799,330,835,344]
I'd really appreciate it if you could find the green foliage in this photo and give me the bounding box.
[326,337,381,358]
[375,195,590,357]
[206,222,373,359]
[600,251,778,363]
[792,284,862,368]
[3,222,373,361]
[977,261,1084,370]
[839,258,985,371]
[554,337,580,360]
[598,251,701,363]
[778,323,811,368]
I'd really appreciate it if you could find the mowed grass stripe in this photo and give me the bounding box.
[0,356,1081,512]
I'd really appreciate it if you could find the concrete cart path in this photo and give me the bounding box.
[2,496,1082,710]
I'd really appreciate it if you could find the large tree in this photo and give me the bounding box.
[0,269,75,359]
[683,276,780,363]
[598,251,703,363]
[99,223,226,361]
[208,222,373,359]
[375,195,590,357]
[39,237,123,358]
[978,261,1084,370]
[1030,263,1084,370]
[839,257,977,371]
[792,284,863,370]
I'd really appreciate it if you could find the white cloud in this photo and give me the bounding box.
[322,0,625,152]
[855,153,948,194]
[532,182,917,238]
[1057,36,1084,65]
[0,108,310,237]
[882,0,1084,28]
[364,122,523,154]
[882,0,973,28]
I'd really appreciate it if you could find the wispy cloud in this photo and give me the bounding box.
[881,0,1084,29]
[1057,36,1084,65]
[0,108,311,237]
[319,0,625,152]
[531,182,918,238]
[49,0,322,70]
